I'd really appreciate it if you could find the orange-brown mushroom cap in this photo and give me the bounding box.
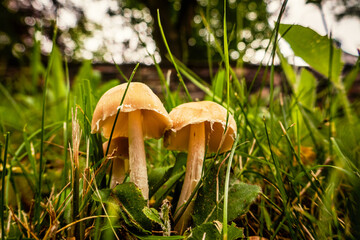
[164,101,237,153]
[91,82,172,139]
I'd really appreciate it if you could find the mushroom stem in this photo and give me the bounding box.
[110,158,128,188]
[128,110,149,199]
[174,122,205,233]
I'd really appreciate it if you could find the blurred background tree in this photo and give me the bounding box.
[0,0,271,66]
[1,0,359,67]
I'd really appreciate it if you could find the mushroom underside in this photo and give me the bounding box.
[165,121,235,153]
[99,109,171,139]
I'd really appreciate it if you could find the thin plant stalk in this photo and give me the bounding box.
[63,57,71,187]
[269,0,288,124]
[205,3,213,80]
[223,0,230,127]
[71,109,82,239]
[1,132,9,240]
[35,26,57,234]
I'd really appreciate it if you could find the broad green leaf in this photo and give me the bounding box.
[136,236,184,240]
[213,69,225,101]
[149,153,187,204]
[92,188,112,203]
[278,24,343,81]
[93,184,152,232]
[112,183,152,231]
[152,170,184,209]
[226,222,244,240]
[188,222,221,240]
[148,166,172,195]
[188,222,243,240]
[30,35,45,93]
[226,182,262,222]
[193,163,261,225]
[343,63,360,92]
[277,48,296,85]
[296,68,317,108]
[193,163,225,225]
[49,46,66,104]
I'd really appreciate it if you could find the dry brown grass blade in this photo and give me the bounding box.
[55,215,115,234]
[9,207,40,240]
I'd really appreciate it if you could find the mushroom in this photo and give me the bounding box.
[164,101,237,233]
[103,137,129,188]
[91,82,172,200]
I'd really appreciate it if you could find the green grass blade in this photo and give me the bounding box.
[263,117,288,205]
[327,32,334,156]
[205,3,213,80]
[222,134,239,240]
[157,9,192,102]
[0,83,26,123]
[23,127,37,177]
[35,25,57,234]
[223,0,231,134]
[269,0,288,123]
[105,63,139,157]
[62,57,71,188]
[153,56,176,110]
[112,56,129,82]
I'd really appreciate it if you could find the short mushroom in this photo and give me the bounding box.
[91,82,172,200]
[164,101,237,233]
[103,137,129,188]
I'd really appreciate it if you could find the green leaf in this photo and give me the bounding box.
[136,236,184,240]
[213,69,225,101]
[112,183,152,231]
[226,182,262,221]
[226,222,244,240]
[142,207,163,226]
[278,24,343,81]
[91,188,112,203]
[277,48,296,85]
[148,166,172,195]
[296,68,317,108]
[187,222,243,240]
[343,63,360,92]
[193,163,261,225]
[49,46,66,105]
[149,153,187,207]
[93,184,153,233]
[188,222,221,240]
[152,170,184,209]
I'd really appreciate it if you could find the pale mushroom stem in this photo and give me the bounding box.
[174,122,205,234]
[128,110,149,200]
[110,158,128,188]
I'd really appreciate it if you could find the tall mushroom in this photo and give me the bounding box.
[91,82,172,200]
[164,101,237,233]
[103,137,129,188]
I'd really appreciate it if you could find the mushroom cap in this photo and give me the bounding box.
[164,101,237,153]
[91,82,172,139]
[103,137,129,159]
